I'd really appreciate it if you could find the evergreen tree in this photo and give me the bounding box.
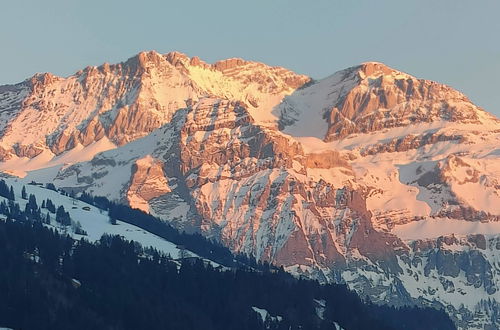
[46,199,56,213]
[21,186,27,200]
[109,212,117,225]
[24,203,31,218]
[0,180,11,199]
[0,200,7,215]
[72,220,83,235]
[45,183,57,191]
[56,205,65,223]
[8,200,21,219]
[0,181,15,201]
[28,194,37,210]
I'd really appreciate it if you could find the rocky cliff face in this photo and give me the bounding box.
[1,53,499,329]
[0,51,309,170]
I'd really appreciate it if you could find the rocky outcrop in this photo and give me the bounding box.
[323,63,496,141]
[305,150,350,168]
[213,58,248,71]
[360,132,463,156]
[127,156,171,213]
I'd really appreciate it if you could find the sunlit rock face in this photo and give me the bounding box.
[2,53,500,329]
[0,51,309,164]
[278,61,496,142]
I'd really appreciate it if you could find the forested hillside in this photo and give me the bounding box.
[0,218,455,330]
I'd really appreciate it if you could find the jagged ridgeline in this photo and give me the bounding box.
[1,51,499,329]
[0,218,455,330]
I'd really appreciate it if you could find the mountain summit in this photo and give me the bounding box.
[279,61,497,141]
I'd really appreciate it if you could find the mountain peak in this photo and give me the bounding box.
[279,61,498,141]
[164,51,190,66]
[358,61,394,76]
[131,50,166,67]
[355,61,412,80]
[27,72,60,91]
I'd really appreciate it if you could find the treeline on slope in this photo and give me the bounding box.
[78,191,264,269]
[0,180,86,235]
[0,219,456,330]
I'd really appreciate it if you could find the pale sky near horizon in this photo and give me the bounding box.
[1,0,499,116]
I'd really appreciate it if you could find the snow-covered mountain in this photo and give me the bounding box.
[278,62,497,140]
[1,52,499,329]
[0,51,308,177]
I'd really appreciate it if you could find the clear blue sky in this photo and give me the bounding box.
[1,0,499,116]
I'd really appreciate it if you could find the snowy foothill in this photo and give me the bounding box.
[0,178,194,261]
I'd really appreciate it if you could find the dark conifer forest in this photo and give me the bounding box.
[0,218,455,330]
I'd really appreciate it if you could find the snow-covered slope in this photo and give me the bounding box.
[0,177,204,261]
[1,54,499,329]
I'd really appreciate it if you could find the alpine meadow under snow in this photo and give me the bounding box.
[0,51,499,329]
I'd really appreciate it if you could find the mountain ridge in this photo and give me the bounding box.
[0,51,310,167]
